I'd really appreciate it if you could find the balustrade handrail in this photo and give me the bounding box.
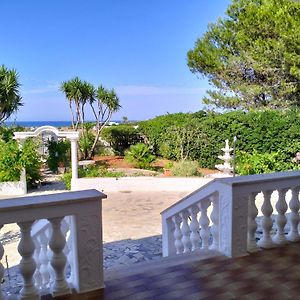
[0,189,106,298]
[161,171,300,219]
[161,170,300,259]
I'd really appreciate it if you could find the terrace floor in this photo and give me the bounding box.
[45,242,300,300]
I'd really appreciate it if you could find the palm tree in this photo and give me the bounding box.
[0,65,22,124]
[60,80,76,128]
[88,86,121,157]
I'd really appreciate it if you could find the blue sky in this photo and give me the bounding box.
[1,0,231,121]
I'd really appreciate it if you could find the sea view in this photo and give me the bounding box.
[4,120,121,128]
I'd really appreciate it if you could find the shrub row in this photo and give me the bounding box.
[138,109,300,171]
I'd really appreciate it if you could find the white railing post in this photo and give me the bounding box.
[17,221,39,300]
[198,199,210,250]
[229,189,248,257]
[287,187,300,242]
[247,192,259,252]
[180,211,192,253]
[0,225,5,300]
[273,188,288,245]
[209,195,219,251]
[162,218,175,257]
[172,215,183,255]
[188,206,201,252]
[48,217,71,296]
[69,202,104,293]
[258,190,275,249]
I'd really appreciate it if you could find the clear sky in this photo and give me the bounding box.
[1,0,231,121]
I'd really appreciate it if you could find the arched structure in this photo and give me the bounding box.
[14,126,80,192]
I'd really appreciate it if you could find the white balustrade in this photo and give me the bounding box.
[257,190,275,249]
[247,192,259,252]
[180,211,192,253]
[209,195,219,251]
[172,215,183,255]
[0,225,5,300]
[273,188,288,245]
[0,189,106,298]
[287,187,300,242]
[162,171,300,259]
[198,199,211,250]
[188,206,200,251]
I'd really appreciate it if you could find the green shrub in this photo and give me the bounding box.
[0,138,41,186]
[235,150,297,175]
[170,160,202,177]
[138,109,300,170]
[0,139,22,181]
[62,165,125,190]
[79,123,96,159]
[101,125,142,155]
[125,143,156,169]
[47,139,70,172]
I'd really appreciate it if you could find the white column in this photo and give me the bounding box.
[70,138,78,190]
[180,211,192,253]
[172,215,183,255]
[198,199,211,250]
[188,206,201,252]
[287,187,300,242]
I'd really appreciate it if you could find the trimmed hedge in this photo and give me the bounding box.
[137,109,300,171]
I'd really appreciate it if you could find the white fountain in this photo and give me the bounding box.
[215,139,233,176]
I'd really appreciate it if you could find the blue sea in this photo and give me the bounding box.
[5,120,121,128]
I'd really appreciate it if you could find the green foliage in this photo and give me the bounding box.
[79,123,96,159]
[0,65,23,123]
[0,138,41,185]
[187,0,300,110]
[235,150,297,175]
[138,112,206,156]
[60,78,121,159]
[47,139,71,172]
[0,139,22,181]
[62,165,125,190]
[170,160,202,177]
[101,125,142,155]
[125,143,156,169]
[139,109,300,171]
[21,139,42,186]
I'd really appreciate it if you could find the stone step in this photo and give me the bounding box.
[104,249,222,281]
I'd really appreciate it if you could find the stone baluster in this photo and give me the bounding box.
[17,221,39,300]
[273,188,288,245]
[0,225,5,300]
[172,215,183,255]
[257,190,275,249]
[188,206,201,251]
[209,196,219,251]
[287,187,300,242]
[48,217,70,296]
[61,218,72,283]
[39,230,51,290]
[198,199,211,250]
[33,237,42,290]
[247,192,259,252]
[180,211,192,253]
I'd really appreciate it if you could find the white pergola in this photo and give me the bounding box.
[14,126,79,192]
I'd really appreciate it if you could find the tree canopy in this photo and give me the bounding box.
[0,65,22,124]
[187,0,300,110]
[60,77,121,158]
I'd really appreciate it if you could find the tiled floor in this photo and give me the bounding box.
[45,243,300,300]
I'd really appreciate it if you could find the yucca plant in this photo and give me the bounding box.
[125,143,155,169]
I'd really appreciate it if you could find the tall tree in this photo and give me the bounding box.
[187,0,300,110]
[0,65,22,124]
[88,86,121,157]
[60,78,121,159]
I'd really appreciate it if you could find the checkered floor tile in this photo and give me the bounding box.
[44,243,300,299]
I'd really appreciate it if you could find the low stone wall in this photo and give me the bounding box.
[0,169,27,196]
[0,180,26,196]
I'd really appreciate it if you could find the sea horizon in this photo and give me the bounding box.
[4,120,125,128]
